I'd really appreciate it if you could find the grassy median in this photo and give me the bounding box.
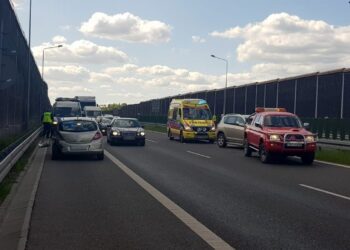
[144,124,167,133]
[0,141,37,205]
[315,148,350,166]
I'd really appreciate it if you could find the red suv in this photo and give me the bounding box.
[244,108,317,164]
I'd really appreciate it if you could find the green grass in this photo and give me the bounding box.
[0,142,37,205]
[144,124,167,133]
[316,148,350,166]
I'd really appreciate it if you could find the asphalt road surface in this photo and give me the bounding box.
[27,130,350,249]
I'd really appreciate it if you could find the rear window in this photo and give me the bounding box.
[59,120,97,132]
[53,107,81,117]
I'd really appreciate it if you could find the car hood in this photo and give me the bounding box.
[264,127,312,135]
[59,131,97,143]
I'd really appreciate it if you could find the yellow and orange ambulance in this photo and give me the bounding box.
[167,99,216,143]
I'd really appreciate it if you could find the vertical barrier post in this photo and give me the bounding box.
[255,84,257,109]
[341,70,345,119]
[294,79,297,114]
[263,84,266,107]
[276,80,279,107]
[244,86,247,114]
[315,73,319,118]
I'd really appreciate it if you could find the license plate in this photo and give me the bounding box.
[70,146,88,151]
[286,142,303,147]
[123,136,135,141]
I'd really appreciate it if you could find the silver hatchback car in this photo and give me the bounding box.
[216,114,249,147]
[52,117,104,160]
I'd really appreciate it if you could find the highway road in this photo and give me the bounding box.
[27,130,350,249]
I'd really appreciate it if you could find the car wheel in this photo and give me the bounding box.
[301,153,315,165]
[97,152,104,160]
[259,142,271,163]
[168,129,174,140]
[217,133,227,148]
[243,138,252,157]
[179,131,185,143]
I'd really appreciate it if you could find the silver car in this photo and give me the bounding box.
[107,118,145,146]
[52,117,104,160]
[216,114,249,147]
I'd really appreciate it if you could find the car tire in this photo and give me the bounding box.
[301,153,315,165]
[180,131,185,143]
[168,129,174,140]
[259,142,271,163]
[244,138,252,157]
[217,133,227,148]
[97,152,104,160]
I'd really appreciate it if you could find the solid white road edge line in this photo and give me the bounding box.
[314,160,350,169]
[299,184,350,201]
[186,150,211,159]
[145,139,158,143]
[105,150,233,250]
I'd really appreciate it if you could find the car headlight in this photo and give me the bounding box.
[305,135,315,143]
[269,134,281,141]
[52,121,58,125]
[184,125,192,131]
[112,131,120,136]
[210,126,216,132]
[137,131,145,136]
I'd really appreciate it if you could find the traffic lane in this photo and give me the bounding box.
[27,148,211,250]
[145,130,350,196]
[106,134,350,249]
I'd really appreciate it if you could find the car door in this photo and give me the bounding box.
[223,116,237,143]
[231,116,246,144]
[249,114,263,148]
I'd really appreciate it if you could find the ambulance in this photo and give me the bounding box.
[167,99,216,143]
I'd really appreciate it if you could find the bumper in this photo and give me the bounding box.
[265,141,316,155]
[56,140,103,155]
[110,135,145,144]
[182,131,216,140]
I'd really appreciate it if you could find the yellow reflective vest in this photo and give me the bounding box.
[42,112,53,124]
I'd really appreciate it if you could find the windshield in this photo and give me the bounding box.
[59,120,97,132]
[183,107,212,120]
[53,107,81,117]
[86,110,102,118]
[113,119,140,128]
[264,115,302,128]
[101,118,112,124]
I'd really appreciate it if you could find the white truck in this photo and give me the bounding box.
[84,106,102,120]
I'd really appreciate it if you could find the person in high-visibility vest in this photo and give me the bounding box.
[41,111,54,138]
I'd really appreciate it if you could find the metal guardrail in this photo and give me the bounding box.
[0,127,41,183]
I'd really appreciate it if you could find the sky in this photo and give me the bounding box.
[10,0,350,105]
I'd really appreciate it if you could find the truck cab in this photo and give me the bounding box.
[244,108,317,164]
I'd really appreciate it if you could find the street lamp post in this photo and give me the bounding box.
[42,45,63,79]
[211,54,228,115]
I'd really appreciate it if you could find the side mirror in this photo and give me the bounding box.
[141,125,145,128]
[255,123,262,128]
[107,124,112,128]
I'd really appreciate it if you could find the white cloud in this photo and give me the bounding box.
[192,36,206,43]
[52,36,67,44]
[210,12,350,68]
[80,12,172,43]
[32,37,129,65]
[44,65,90,83]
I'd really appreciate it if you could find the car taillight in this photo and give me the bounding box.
[93,132,102,140]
